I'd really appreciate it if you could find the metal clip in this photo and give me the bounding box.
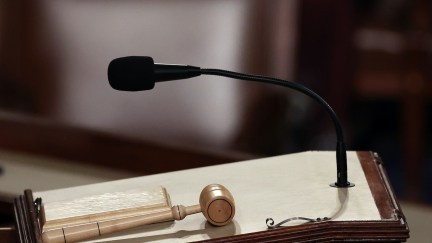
[266,216,331,229]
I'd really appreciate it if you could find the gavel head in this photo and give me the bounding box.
[199,184,235,226]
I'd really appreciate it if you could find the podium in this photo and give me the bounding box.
[13,151,409,242]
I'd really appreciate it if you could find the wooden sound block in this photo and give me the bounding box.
[14,151,409,242]
[40,186,171,232]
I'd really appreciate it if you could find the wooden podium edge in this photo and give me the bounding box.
[14,190,42,243]
[13,151,410,242]
[356,151,408,222]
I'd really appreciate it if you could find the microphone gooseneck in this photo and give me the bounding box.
[199,69,353,188]
[107,56,354,188]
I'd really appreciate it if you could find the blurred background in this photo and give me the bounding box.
[0,0,431,240]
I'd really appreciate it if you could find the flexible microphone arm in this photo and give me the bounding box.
[198,69,353,188]
[108,57,354,188]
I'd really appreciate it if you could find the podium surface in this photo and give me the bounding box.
[15,151,409,242]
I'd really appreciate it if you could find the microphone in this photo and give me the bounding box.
[108,56,200,91]
[107,56,354,188]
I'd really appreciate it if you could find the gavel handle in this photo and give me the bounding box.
[42,204,201,243]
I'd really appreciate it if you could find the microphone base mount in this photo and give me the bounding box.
[330,182,355,188]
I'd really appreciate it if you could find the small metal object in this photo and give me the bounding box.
[266,216,331,229]
[34,197,42,217]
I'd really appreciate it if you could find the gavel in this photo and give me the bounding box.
[42,184,235,243]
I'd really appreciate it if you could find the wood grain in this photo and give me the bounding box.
[41,186,171,232]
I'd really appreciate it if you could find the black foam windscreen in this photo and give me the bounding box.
[108,56,156,91]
